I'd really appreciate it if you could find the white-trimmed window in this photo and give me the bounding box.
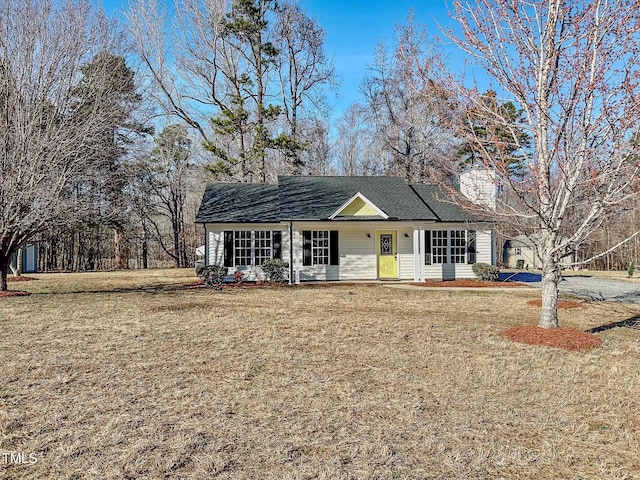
[302,230,339,266]
[254,231,272,266]
[312,230,330,265]
[431,230,448,264]
[450,230,467,264]
[234,231,253,266]
[425,229,477,265]
[224,230,281,267]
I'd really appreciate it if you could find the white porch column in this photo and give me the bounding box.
[290,225,300,284]
[413,226,425,282]
[419,228,425,282]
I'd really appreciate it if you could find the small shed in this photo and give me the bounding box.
[503,235,575,270]
[11,244,38,273]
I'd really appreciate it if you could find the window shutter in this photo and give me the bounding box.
[272,231,282,260]
[223,231,234,267]
[329,230,339,265]
[467,230,477,264]
[424,230,432,265]
[302,230,312,266]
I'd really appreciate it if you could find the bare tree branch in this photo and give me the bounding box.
[446,0,640,327]
[0,0,126,289]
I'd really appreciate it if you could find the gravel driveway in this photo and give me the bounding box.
[548,276,640,304]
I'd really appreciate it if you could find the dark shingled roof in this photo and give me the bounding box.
[195,177,485,223]
[195,183,280,223]
[410,184,479,222]
[277,176,438,220]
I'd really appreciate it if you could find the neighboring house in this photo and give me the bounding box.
[195,174,497,282]
[503,234,576,270]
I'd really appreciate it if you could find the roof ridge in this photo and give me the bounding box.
[409,184,442,222]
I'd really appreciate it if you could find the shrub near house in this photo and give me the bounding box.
[472,263,500,282]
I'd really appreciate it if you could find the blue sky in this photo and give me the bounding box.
[298,0,461,115]
[97,0,482,120]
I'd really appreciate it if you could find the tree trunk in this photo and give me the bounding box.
[73,231,81,271]
[172,219,181,268]
[114,226,128,269]
[1,254,10,291]
[142,236,148,269]
[14,248,23,277]
[180,232,188,268]
[539,252,560,329]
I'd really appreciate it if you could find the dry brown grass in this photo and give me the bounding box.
[1,270,640,479]
[526,299,585,309]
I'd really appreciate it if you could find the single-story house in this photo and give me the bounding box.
[503,234,576,270]
[195,174,497,282]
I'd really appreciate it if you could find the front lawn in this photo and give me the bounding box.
[1,271,639,479]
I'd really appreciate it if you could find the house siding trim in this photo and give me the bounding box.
[203,221,495,282]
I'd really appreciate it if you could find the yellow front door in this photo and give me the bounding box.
[377,231,398,279]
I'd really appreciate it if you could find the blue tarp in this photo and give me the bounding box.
[498,272,541,283]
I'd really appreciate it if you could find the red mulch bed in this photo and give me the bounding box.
[188,280,293,289]
[192,279,528,289]
[500,326,602,352]
[1,276,37,297]
[410,279,528,288]
[190,280,378,289]
[7,276,38,282]
[0,290,31,298]
[526,299,584,309]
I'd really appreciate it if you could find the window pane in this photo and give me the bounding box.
[450,230,466,264]
[254,231,272,266]
[234,231,252,266]
[231,231,274,267]
[312,230,329,265]
[380,234,393,255]
[432,230,448,264]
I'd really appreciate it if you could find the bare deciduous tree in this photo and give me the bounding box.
[332,103,382,176]
[449,0,640,327]
[126,0,334,182]
[140,124,194,268]
[0,0,122,290]
[361,11,457,183]
[273,0,336,174]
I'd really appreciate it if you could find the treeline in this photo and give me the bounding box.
[2,0,340,278]
[3,0,640,287]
